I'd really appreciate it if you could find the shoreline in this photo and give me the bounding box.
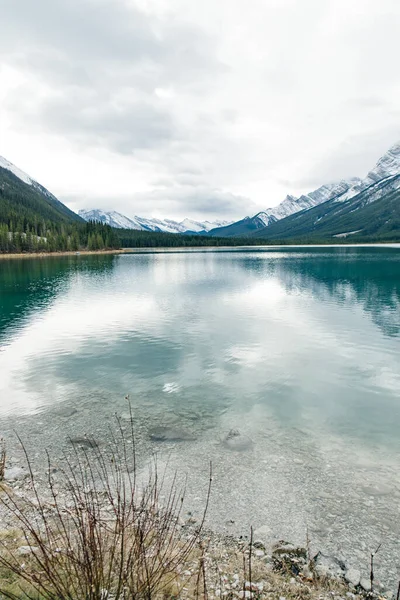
[0,465,393,598]
[0,242,399,260]
[0,249,125,260]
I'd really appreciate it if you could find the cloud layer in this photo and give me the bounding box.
[1,0,400,219]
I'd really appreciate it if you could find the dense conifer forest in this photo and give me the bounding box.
[0,167,120,252]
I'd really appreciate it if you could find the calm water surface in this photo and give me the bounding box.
[1,247,400,586]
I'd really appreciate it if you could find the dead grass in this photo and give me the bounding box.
[0,412,212,600]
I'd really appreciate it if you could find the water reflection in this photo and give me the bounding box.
[0,248,399,445]
[0,255,116,339]
[1,248,400,587]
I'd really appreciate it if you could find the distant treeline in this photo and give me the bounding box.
[0,221,120,253]
[1,220,397,254]
[115,228,383,248]
[116,228,283,247]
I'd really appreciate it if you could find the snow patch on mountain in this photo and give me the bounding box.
[335,142,400,203]
[78,209,232,234]
[0,156,34,185]
[255,179,362,225]
[365,142,400,184]
[0,155,60,204]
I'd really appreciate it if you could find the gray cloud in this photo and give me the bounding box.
[291,128,400,189]
[1,0,223,150]
[65,186,255,220]
[9,93,176,153]
[1,0,400,219]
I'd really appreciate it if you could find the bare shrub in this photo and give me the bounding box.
[0,438,6,481]
[0,412,212,600]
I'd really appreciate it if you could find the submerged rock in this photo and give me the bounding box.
[360,577,371,591]
[149,426,196,442]
[54,406,78,418]
[254,525,272,544]
[222,430,253,452]
[361,484,392,497]
[345,568,361,587]
[68,437,99,448]
[5,466,26,481]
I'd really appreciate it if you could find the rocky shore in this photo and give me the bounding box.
[0,463,397,600]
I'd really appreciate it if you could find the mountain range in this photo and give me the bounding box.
[208,142,400,238]
[1,140,399,244]
[79,141,400,241]
[78,209,231,235]
[246,142,400,241]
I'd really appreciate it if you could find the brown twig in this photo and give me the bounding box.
[370,542,382,593]
[249,525,253,596]
[0,438,6,481]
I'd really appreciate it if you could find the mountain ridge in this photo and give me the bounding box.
[250,173,400,241]
[1,140,399,244]
[78,208,232,234]
[207,178,363,237]
[0,157,83,225]
[208,142,400,238]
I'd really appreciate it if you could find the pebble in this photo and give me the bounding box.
[222,430,253,452]
[253,525,271,542]
[315,565,330,578]
[360,578,371,592]
[69,437,99,448]
[345,569,361,587]
[5,466,26,481]
[149,426,196,442]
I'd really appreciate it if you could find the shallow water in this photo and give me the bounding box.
[0,247,400,587]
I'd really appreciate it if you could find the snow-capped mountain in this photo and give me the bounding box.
[209,141,400,237]
[0,156,83,222]
[247,141,400,241]
[0,156,63,205]
[208,178,362,237]
[78,209,232,234]
[333,142,400,203]
[0,156,34,185]
[360,142,400,186]
[256,179,363,226]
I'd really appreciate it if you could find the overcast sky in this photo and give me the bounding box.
[1,0,400,221]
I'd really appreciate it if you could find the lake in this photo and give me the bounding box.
[0,246,400,587]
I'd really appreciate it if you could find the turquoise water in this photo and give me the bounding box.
[0,247,400,585]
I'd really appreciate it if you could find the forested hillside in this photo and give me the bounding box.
[0,167,120,252]
[251,177,400,242]
[0,166,82,225]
